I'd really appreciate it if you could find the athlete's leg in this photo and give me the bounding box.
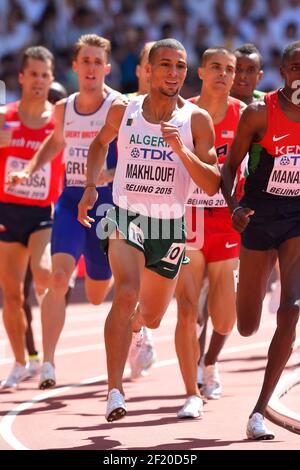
[138,269,179,329]
[28,228,51,297]
[207,257,238,336]
[23,266,38,356]
[84,276,113,305]
[251,236,300,416]
[202,257,238,369]
[105,236,144,394]
[175,250,206,396]
[41,252,76,365]
[0,241,28,365]
[237,246,277,336]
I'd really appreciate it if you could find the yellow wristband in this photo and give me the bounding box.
[85,183,96,189]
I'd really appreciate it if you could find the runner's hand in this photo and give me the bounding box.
[6,170,29,186]
[77,187,98,228]
[231,207,255,233]
[160,121,184,154]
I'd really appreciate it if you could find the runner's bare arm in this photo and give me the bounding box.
[6,101,66,185]
[77,98,127,228]
[221,101,267,231]
[0,108,13,148]
[161,108,220,196]
[26,100,66,174]
[85,98,127,186]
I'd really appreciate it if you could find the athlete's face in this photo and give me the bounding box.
[73,45,111,91]
[147,47,187,97]
[281,49,300,89]
[231,53,263,99]
[199,53,236,95]
[19,58,54,99]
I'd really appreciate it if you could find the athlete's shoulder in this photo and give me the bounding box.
[188,95,198,104]
[228,96,247,115]
[238,98,267,134]
[109,94,129,108]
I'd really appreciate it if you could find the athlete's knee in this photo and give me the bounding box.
[143,316,161,329]
[212,317,235,335]
[3,290,24,312]
[87,290,107,305]
[114,283,139,313]
[277,303,299,331]
[237,319,258,337]
[33,266,51,291]
[86,278,112,305]
[50,268,70,295]
[176,295,198,326]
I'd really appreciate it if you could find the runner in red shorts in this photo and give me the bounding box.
[175,47,245,418]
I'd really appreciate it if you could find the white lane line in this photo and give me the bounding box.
[0,339,283,450]
[266,367,300,433]
[0,361,177,450]
[0,335,175,366]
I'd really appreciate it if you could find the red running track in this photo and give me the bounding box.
[0,291,299,450]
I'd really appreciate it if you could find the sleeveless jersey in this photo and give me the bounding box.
[245,90,300,201]
[0,101,63,206]
[63,90,120,194]
[114,95,195,218]
[187,96,241,208]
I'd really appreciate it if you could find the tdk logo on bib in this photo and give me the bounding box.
[69,147,88,158]
[130,147,173,161]
[131,147,140,158]
[280,156,290,165]
[279,155,300,166]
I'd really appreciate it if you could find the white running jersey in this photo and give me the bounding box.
[63,90,120,187]
[114,95,195,218]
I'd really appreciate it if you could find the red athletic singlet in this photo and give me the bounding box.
[0,101,64,206]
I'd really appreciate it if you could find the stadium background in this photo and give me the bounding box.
[1,0,300,102]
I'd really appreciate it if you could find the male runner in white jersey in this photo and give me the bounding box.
[9,34,120,389]
[78,38,220,422]
[125,41,158,380]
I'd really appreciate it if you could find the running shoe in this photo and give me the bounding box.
[177,395,203,419]
[246,412,275,440]
[105,388,127,422]
[203,362,222,399]
[129,327,156,379]
[1,363,29,389]
[26,357,40,378]
[39,362,56,389]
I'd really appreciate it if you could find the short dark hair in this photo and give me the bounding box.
[148,38,186,64]
[74,34,111,60]
[200,47,235,67]
[234,43,263,68]
[282,41,300,65]
[21,46,54,72]
[48,81,67,104]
